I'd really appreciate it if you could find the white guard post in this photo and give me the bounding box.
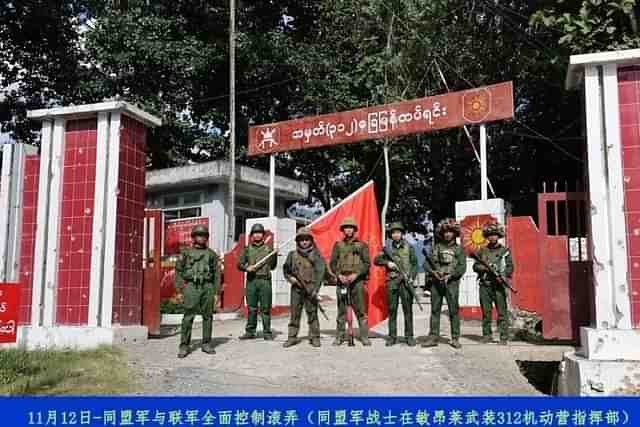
[1,102,162,350]
[562,49,640,395]
[455,199,506,320]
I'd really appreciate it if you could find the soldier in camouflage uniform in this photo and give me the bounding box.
[473,222,514,345]
[282,227,326,348]
[175,225,222,358]
[330,217,371,346]
[374,222,418,347]
[423,218,467,349]
[238,223,278,340]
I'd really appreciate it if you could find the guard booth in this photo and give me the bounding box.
[0,101,162,349]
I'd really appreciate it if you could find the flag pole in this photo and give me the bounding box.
[381,141,390,244]
[251,181,375,270]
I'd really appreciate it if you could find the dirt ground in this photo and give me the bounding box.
[123,299,565,395]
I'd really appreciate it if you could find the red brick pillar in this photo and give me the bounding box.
[24,102,161,349]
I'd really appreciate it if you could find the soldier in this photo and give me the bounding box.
[238,223,278,340]
[282,227,326,348]
[423,218,467,349]
[175,224,222,358]
[330,217,371,346]
[374,222,418,347]
[473,222,514,345]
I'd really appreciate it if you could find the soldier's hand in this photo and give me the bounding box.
[338,274,348,285]
[347,273,358,284]
[246,264,256,273]
[288,276,299,286]
[387,261,398,270]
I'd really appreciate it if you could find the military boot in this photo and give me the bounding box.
[263,333,274,341]
[239,332,257,340]
[310,338,321,348]
[498,339,508,346]
[283,337,299,348]
[480,335,493,344]
[178,346,189,358]
[406,337,417,347]
[450,338,462,349]
[385,337,397,347]
[359,318,371,346]
[421,335,439,348]
[202,342,216,354]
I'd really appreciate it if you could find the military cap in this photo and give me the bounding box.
[295,227,314,241]
[250,223,265,234]
[435,218,460,237]
[482,222,505,238]
[388,222,405,233]
[191,224,209,237]
[339,217,358,231]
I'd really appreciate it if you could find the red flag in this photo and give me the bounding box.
[308,181,388,328]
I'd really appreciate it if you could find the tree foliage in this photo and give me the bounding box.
[531,0,640,54]
[0,0,594,230]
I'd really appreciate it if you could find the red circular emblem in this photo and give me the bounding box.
[463,88,492,123]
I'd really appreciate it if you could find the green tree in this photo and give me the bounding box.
[531,0,640,54]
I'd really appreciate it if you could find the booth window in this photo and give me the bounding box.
[161,191,204,208]
[164,207,202,221]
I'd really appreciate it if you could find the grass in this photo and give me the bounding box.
[0,345,134,396]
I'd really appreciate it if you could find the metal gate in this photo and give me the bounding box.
[537,184,594,340]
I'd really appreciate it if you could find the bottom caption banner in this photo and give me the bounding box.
[1,397,637,427]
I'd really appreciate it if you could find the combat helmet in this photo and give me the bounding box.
[191,224,210,237]
[435,218,460,237]
[339,217,358,231]
[295,227,314,242]
[482,222,505,238]
[250,223,265,234]
[388,222,405,233]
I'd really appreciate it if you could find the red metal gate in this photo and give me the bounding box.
[537,186,594,340]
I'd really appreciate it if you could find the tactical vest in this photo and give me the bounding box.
[335,240,364,274]
[387,242,411,279]
[293,252,314,284]
[435,243,457,275]
[247,243,273,276]
[478,245,508,282]
[182,248,216,285]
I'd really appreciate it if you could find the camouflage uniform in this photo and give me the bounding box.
[282,227,326,348]
[473,223,514,344]
[423,219,467,348]
[238,224,278,339]
[175,225,221,357]
[330,217,371,346]
[374,222,418,346]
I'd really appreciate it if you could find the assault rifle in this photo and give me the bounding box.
[424,256,449,286]
[382,246,424,311]
[328,267,355,346]
[288,270,329,321]
[469,252,517,294]
[344,283,356,347]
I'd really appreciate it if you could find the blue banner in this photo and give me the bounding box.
[0,397,638,427]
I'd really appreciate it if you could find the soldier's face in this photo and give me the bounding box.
[443,231,455,242]
[488,234,499,245]
[342,227,355,238]
[253,232,264,242]
[298,237,312,249]
[193,235,208,247]
[391,230,402,241]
